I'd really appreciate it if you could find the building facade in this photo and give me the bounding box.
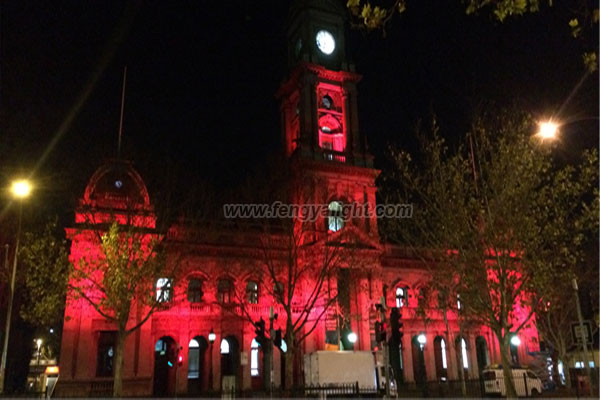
[56,1,539,396]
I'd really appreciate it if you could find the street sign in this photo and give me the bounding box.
[571,321,593,345]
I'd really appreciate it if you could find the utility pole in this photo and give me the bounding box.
[378,296,391,398]
[269,306,275,396]
[572,278,594,391]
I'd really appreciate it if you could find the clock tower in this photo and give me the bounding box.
[277,0,378,237]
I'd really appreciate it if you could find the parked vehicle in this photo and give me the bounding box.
[303,351,395,394]
[482,365,543,397]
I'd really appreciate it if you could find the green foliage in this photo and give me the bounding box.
[70,221,169,328]
[19,218,70,327]
[380,108,597,396]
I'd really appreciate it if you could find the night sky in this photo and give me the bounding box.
[1,0,598,224]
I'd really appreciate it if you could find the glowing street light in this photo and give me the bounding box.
[11,180,32,198]
[510,335,521,346]
[347,332,357,344]
[417,333,427,349]
[536,120,559,140]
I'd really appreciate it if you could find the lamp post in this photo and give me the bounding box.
[35,338,43,391]
[417,333,428,396]
[0,179,31,394]
[208,329,216,392]
[347,331,357,345]
[572,278,594,390]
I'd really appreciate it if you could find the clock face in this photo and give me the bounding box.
[315,30,335,55]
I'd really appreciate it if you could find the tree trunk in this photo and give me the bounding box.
[284,321,296,392]
[497,334,517,399]
[562,356,572,389]
[113,329,127,397]
[284,345,294,391]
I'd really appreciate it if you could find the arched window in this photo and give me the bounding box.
[250,338,260,377]
[217,278,234,304]
[156,278,172,302]
[456,337,469,378]
[434,336,448,381]
[246,281,259,304]
[274,282,284,301]
[220,338,230,354]
[395,286,407,308]
[328,201,344,232]
[187,278,203,303]
[461,338,469,369]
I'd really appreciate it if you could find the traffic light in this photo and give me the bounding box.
[255,317,266,345]
[274,328,282,348]
[390,307,403,343]
[375,321,386,342]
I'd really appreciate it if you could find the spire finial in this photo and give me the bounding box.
[117,66,127,158]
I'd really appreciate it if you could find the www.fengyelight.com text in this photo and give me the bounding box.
[222,202,412,222]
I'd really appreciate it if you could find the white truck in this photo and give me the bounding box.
[482,365,543,397]
[303,351,395,395]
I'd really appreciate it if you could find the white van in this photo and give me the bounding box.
[483,365,543,397]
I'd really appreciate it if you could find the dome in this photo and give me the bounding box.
[83,159,151,209]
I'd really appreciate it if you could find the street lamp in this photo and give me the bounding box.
[510,335,521,347]
[417,333,427,350]
[347,332,357,344]
[208,329,216,392]
[0,179,32,394]
[35,339,43,391]
[536,120,559,140]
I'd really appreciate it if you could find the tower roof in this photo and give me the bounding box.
[83,159,151,209]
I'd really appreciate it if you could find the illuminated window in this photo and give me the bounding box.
[322,95,333,109]
[251,338,260,377]
[220,338,230,354]
[280,339,287,353]
[395,287,407,308]
[156,278,172,302]
[246,281,259,304]
[217,278,234,304]
[461,338,469,369]
[441,338,447,369]
[457,294,462,311]
[187,278,203,303]
[328,201,344,232]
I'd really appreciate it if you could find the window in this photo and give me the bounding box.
[246,281,259,304]
[156,278,172,302]
[395,287,407,308]
[187,278,203,303]
[188,339,200,379]
[251,338,260,377]
[220,338,230,354]
[328,201,344,232]
[274,282,284,301]
[96,331,116,377]
[461,338,469,369]
[441,339,447,369]
[457,294,462,311]
[217,279,233,304]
